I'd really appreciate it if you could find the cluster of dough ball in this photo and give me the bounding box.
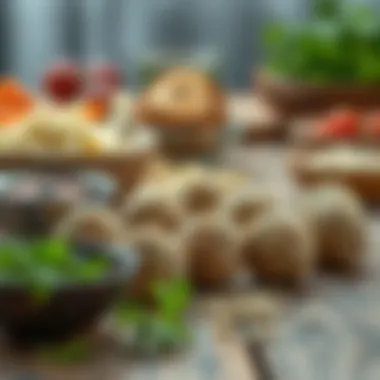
[54,161,368,299]
[123,163,368,295]
[119,161,276,295]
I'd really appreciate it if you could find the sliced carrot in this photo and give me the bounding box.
[0,78,35,126]
[82,98,110,123]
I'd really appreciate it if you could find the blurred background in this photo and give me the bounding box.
[0,0,316,89]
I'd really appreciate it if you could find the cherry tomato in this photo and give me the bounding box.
[87,62,123,91]
[43,60,84,103]
[317,109,359,139]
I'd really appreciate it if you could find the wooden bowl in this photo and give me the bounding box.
[289,148,380,203]
[290,116,380,148]
[155,124,225,161]
[0,241,139,347]
[255,70,380,117]
[0,132,157,205]
[289,117,360,148]
[229,95,286,144]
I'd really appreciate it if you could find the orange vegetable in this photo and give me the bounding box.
[0,78,35,126]
[82,98,110,123]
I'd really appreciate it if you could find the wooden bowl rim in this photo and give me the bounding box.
[256,69,380,92]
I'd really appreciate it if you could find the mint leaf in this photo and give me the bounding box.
[152,278,191,320]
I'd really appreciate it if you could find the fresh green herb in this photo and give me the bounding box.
[27,278,192,363]
[116,278,192,356]
[37,339,93,364]
[0,238,111,302]
[0,237,192,362]
[152,278,191,322]
[264,0,380,83]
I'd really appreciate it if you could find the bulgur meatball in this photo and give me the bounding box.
[54,206,125,245]
[123,184,182,232]
[241,209,315,288]
[301,184,367,274]
[129,227,185,301]
[183,215,240,288]
[226,186,274,227]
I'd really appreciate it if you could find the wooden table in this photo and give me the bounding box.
[5,142,376,379]
[0,143,292,380]
[0,106,277,380]
[2,93,368,379]
[0,321,258,380]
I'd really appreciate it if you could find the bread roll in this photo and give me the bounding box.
[129,227,185,301]
[123,184,182,232]
[241,209,315,288]
[54,206,125,245]
[178,170,224,216]
[301,184,367,274]
[183,215,239,288]
[213,169,248,193]
[226,186,274,227]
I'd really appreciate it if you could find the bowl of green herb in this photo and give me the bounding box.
[0,237,138,346]
[257,0,380,115]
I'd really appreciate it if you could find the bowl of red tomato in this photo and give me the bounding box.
[290,108,380,147]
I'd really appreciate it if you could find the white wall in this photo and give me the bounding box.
[9,0,65,87]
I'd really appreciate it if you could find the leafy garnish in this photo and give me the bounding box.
[0,238,111,302]
[116,278,192,355]
[264,0,380,83]
[152,278,192,321]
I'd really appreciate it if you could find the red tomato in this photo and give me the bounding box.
[43,60,84,103]
[317,109,359,139]
[87,62,123,91]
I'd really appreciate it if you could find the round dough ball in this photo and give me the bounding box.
[213,169,248,193]
[178,171,224,216]
[129,227,185,301]
[183,215,240,288]
[301,184,367,274]
[142,160,176,184]
[123,184,182,232]
[54,206,125,245]
[226,186,274,227]
[241,209,315,288]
